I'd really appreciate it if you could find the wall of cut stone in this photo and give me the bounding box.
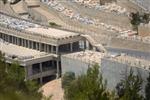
[106,47,150,60]
[108,37,150,53]
[101,58,149,95]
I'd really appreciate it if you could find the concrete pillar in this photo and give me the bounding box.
[56,60,60,78]
[20,38,22,46]
[47,45,50,53]
[39,43,41,51]
[8,35,10,43]
[40,77,43,84]
[36,42,38,50]
[70,43,73,52]
[40,63,42,72]
[47,45,49,52]
[15,37,17,45]
[51,45,53,53]
[56,46,58,54]
[32,41,34,49]
[28,40,30,48]
[30,41,32,48]
[12,36,14,44]
[86,40,90,50]
[22,39,24,47]
[39,63,43,84]
[16,37,20,45]
[84,40,86,50]
[24,66,28,81]
[24,39,27,47]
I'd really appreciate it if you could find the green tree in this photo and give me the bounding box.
[62,72,75,88]
[0,52,42,100]
[2,0,7,4]
[142,13,150,24]
[116,68,143,100]
[64,64,114,100]
[130,12,141,31]
[145,73,150,100]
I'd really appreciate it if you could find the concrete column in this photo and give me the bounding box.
[86,40,90,50]
[56,60,60,78]
[44,44,47,52]
[39,63,43,84]
[15,37,17,45]
[40,77,43,84]
[39,43,41,51]
[47,45,49,52]
[1,34,4,39]
[83,40,86,50]
[36,42,38,50]
[24,66,28,81]
[21,39,23,46]
[8,35,10,43]
[24,39,27,47]
[56,46,58,54]
[17,38,19,45]
[12,36,14,44]
[51,45,53,53]
[14,37,16,44]
[47,45,50,53]
[27,40,30,48]
[40,63,42,72]
[70,43,73,52]
[31,41,33,49]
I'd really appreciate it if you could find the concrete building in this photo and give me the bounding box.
[0,11,106,84]
[0,40,57,84]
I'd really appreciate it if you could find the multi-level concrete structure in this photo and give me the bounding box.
[0,11,106,83]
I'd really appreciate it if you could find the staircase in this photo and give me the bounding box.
[81,34,107,53]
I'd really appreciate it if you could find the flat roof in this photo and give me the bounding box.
[0,12,80,39]
[26,27,80,39]
[62,50,105,64]
[0,40,56,61]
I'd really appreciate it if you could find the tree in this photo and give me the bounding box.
[0,52,42,100]
[2,0,7,4]
[145,73,150,100]
[142,13,150,24]
[49,22,61,27]
[130,12,141,31]
[64,64,114,100]
[62,72,75,89]
[116,68,143,100]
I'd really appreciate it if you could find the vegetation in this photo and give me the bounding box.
[63,64,116,100]
[49,22,61,27]
[61,72,75,89]
[2,0,7,4]
[116,69,143,100]
[62,64,146,100]
[145,73,150,100]
[130,12,150,30]
[0,52,42,100]
[2,0,21,4]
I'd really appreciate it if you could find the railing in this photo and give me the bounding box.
[0,25,58,44]
[28,68,57,80]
